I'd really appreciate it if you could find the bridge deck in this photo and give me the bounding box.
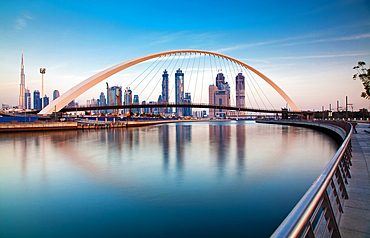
[340,123,370,237]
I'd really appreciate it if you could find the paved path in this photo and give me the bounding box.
[340,123,370,238]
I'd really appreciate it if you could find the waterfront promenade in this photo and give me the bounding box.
[340,123,370,238]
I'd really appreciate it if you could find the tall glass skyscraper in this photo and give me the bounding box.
[19,52,26,109]
[107,86,122,106]
[184,92,192,116]
[162,69,169,113]
[43,95,49,108]
[133,95,139,114]
[99,92,106,106]
[175,68,184,116]
[24,89,31,109]
[235,73,245,114]
[33,90,42,110]
[124,87,132,114]
[53,90,60,101]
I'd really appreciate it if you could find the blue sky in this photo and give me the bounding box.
[1,0,370,110]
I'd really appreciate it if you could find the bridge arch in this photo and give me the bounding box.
[39,50,299,115]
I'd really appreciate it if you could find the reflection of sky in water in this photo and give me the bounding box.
[0,121,338,238]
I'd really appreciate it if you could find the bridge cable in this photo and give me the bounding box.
[133,55,165,92]
[170,53,189,102]
[182,53,191,82]
[193,53,202,103]
[127,56,161,89]
[245,68,275,110]
[176,52,188,100]
[237,64,252,109]
[142,54,172,100]
[209,54,215,85]
[186,53,196,93]
[239,64,260,109]
[179,53,187,72]
[166,53,182,102]
[146,53,178,101]
[231,63,255,108]
[242,66,266,109]
[244,67,267,109]
[167,53,183,104]
[223,58,235,107]
[216,56,220,72]
[200,53,206,103]
[244,64,260,108]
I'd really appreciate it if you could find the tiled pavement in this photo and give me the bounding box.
[340,123,370,238]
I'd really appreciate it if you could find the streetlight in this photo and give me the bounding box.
[40,68,46,108]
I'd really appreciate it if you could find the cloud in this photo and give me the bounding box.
[239,58,270,64]
[14,11,33,31]
[149,31,190,46]
[216,40,276,53]
[215,33,324,53]
[283,33,370,46]
[270,52,370,60]
[15,18,27,31]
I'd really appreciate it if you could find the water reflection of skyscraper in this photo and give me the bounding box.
[162,125,170,172]
[236,123,246,177]
[209,124,231,176]
[175,125,191,173]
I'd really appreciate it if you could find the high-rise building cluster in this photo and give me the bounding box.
[14,52,245,117]
[209,72,231,118]
[17,52,60,111]
[101,68,192,117]
[208,71,246,118]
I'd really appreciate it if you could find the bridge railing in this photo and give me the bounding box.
[271,121,353,238]
[61,102,293,114]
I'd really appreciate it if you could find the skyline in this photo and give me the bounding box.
[1,0,370,111]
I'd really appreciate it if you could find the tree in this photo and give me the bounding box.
[353,61,370,100]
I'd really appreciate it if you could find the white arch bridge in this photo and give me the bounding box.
[39,50,300,116]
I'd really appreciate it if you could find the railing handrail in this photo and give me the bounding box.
[271,121,353,238]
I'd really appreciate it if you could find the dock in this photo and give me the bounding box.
[0,118,229,132]
[0,122,78,132]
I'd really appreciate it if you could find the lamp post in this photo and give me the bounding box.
[40,68,46,108]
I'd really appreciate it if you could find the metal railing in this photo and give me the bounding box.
[271,121,353,238]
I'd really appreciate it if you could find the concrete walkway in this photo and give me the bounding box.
[340,123,370,238]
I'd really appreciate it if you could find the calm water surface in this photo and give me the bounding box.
[0,121,338,237]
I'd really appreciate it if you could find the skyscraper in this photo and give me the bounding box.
[24,89,31,109]
[124,87,132,114]
[235,73,245,115]
[175,68,184,116]
[107,86,122,106]
[209,72,230,118]
[162,69,169,113]
[99,92,106,106]
[184,92,192,117]
[33,90,41,110]
[53,90,60,101]
[133,95,139,114]
[43,95,49,108]
[19,52,26,109]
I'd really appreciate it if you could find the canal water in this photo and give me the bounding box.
[0,121,338,237]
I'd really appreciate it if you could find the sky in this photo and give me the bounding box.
[1,0,370,111]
